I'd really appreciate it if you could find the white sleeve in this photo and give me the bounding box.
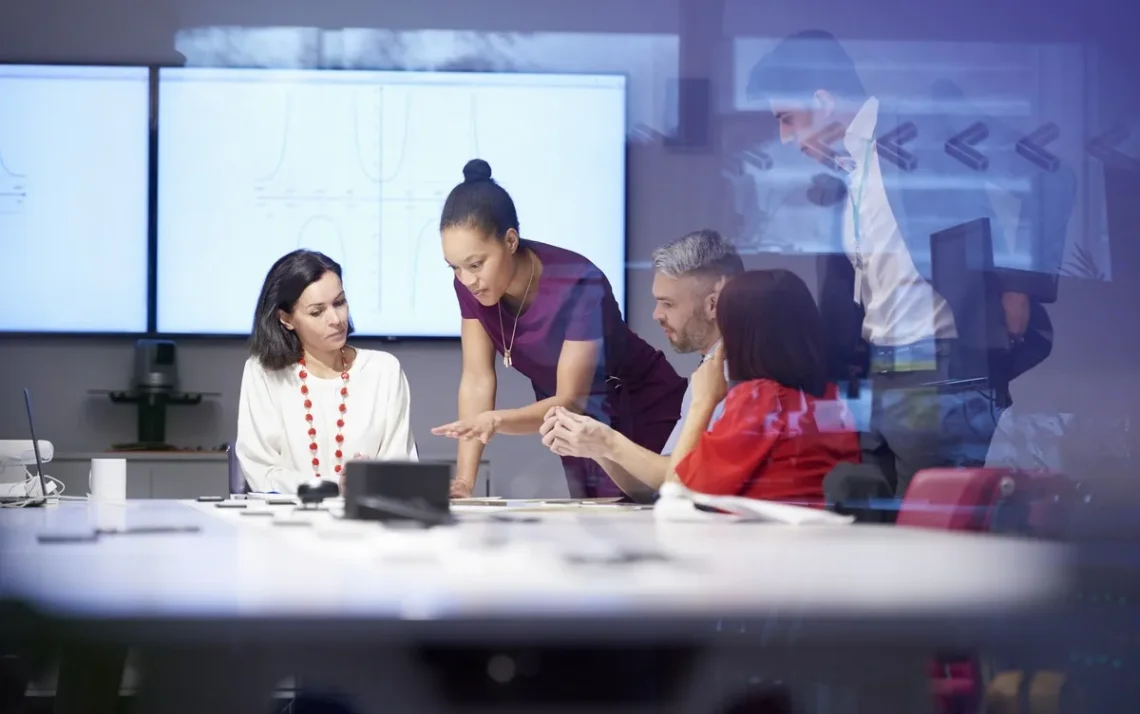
[375,358,419,462]
[661,380,692,456]
[661,418,684,457]
[662,366,730,456]
[235,359,308,493]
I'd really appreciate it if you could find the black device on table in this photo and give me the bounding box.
[297,478,340,506]
[342,461,454,527]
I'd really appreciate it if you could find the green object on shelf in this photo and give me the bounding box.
[90,389,216,447]
[108,391,202,444]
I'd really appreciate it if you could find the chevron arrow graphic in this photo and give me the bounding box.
[800,122,846,171]
[1016,122,1060,172]
[945,121,990,171]
[877,121,918,171]
[1087,125,1139,170]
[741,147,773,171]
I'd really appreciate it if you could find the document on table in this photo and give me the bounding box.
[450,497,623,507]
[654,483,854,525]
[449,497,631,515]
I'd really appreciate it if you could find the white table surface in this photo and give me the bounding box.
[0,498,1072,646]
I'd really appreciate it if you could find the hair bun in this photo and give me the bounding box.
[462,159,493,183]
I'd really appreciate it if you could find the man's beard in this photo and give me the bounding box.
[666,317,715,354]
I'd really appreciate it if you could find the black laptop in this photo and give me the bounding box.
[21,388,50,506]
[929,217,1001,385]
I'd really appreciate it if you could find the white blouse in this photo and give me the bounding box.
[236,348,418,493]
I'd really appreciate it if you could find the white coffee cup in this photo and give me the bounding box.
[88,458,127,502]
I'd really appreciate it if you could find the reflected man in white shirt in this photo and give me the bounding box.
[746,30,1058,498]
[540,230,743,502]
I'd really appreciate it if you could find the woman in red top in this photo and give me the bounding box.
[669,269,860,502]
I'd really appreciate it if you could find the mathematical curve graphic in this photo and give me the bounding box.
[0,150,26,179]
[470,92,480,158]
[254,93,291,183]
[352,89,381,183]
[352,87,414,185]
[409,216,443,310]
[406,92,483,310]
[294,215,349,266]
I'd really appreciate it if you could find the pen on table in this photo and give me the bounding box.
[37,525,204,543]
[99,525,203,536]
[36,533,100,544]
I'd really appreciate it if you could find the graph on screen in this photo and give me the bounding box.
[0,65,150,333]
[156,68,627,336]
[0,148,26,215]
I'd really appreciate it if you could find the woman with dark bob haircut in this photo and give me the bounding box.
[236,250,418,494]
[666,269,860,502]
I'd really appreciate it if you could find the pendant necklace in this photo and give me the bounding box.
[497,250,535,369]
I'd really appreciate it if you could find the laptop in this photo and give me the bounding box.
[929,217,1001,385]
[983,180,1060,302]
[21,388,50,506]
[1103,164,1139,282]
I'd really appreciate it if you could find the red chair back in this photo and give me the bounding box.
[898,468,1075,714]
[898,467,1074,535]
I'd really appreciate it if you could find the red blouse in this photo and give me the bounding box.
[674,379,860,503]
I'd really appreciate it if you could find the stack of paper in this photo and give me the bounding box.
[653,483,854,525]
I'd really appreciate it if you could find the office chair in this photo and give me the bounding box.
[898,467,1077,714]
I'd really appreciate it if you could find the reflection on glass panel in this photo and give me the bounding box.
[174,27,679,136]
[175,27,322,69]
[727,37,1106,281]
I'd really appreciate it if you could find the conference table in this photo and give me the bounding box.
[0,497,1074,713]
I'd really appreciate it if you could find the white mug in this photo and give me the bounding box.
[88,458,127,502]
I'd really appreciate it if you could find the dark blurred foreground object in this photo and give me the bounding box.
[720,683,794,713]
[1053,477,1140,713]
[902,468,1140,714]
[876,466,1081,714]
[283,691,358,714]
[0,654,30,713]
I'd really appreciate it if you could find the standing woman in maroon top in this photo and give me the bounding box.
[431,159,687,498]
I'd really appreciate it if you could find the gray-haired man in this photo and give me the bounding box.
[540,230,744,501]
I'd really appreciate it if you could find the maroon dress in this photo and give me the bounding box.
[454,240,687,498]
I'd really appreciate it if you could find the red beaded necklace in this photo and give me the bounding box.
[297,348,350,479]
